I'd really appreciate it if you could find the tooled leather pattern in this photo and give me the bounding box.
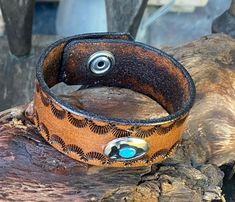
[35,86,185,167]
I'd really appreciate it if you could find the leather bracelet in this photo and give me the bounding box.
[33,32,195,167]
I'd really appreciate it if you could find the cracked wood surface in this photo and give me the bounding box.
[0,34,235,201]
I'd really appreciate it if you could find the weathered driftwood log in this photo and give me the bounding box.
[0,34,235,201]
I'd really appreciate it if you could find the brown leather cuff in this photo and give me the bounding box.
[33,32,195,167]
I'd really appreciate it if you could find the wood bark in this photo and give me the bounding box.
[0,34,235,201]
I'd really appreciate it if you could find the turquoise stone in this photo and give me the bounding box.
[119,147,136,159]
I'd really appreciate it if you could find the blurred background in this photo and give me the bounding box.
[0,0,232,110]
[0,0,231,46]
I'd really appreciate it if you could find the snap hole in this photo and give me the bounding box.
[98,61,105,68]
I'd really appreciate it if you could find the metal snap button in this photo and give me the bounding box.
[87,51,115,75]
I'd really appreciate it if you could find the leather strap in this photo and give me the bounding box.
[33,32,195,167]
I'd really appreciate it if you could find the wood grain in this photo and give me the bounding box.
[59,87,169,120]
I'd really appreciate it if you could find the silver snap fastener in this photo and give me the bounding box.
[88,51,115,75]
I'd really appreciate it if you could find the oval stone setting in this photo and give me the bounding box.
[119,147,137,159]
[104,137,149,161]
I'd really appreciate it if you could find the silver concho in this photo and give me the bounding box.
[104,137,149,161]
